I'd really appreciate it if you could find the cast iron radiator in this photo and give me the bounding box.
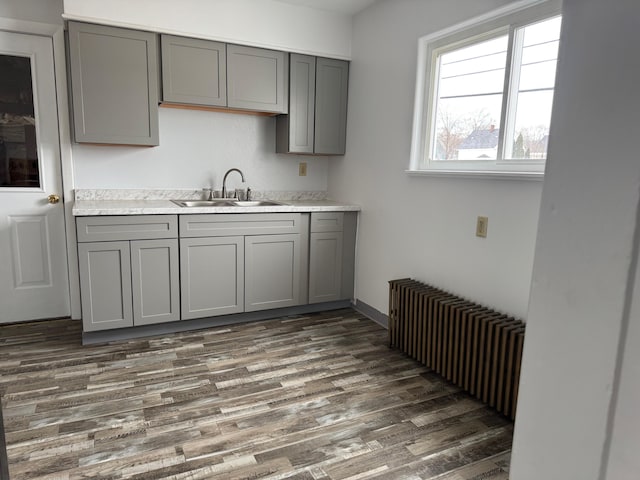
[388,278,525,420]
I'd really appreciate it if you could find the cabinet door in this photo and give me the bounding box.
[314,57,349,155]
[309,232,343,304]
[131,239,180,326]
[68,22,159,146]
[276,54,315,154]
[227,45,288,114]
[161,35,227,106]
[180,237,244,319]
[245,234,301,311]
[78,241,133,331]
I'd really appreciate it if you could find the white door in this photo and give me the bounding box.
[0,31,69,323]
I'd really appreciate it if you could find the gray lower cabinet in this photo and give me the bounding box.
[180,236,244,320]
[77,216,179,331]
[245,234,301,311]
[276,54,349,155]
[77,211,355,332]
[67,22,159,146]
[227,44,288,114]
[78,241,133,331]
[131,239,180,326]
[161,34,227,107]
[309,231,343,303]
[179,213,308,319]
[308,212,357,303]
[309,212,343,303]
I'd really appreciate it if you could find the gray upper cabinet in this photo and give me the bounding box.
[314,57,349,155]
[161,35,227,107]
[277,54,316,154]
[67,22,159,146]
[227,44,288,114]
[276,54,349,155]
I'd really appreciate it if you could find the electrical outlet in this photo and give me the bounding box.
[476,216,488,238]
[299,162,307,176]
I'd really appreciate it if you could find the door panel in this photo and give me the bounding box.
[245,234,301,312]
[289,54,315,153]
[9,215,51,288]
[131,239,180,326]
[314,57,349,155]
[309,231,343,304]
[161,35,227,106]
[78,242,133,331]
[0,31,69,323]
[180,237,244,320]
[227,44,288,113]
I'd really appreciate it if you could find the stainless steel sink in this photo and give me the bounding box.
[232,200,283,207]
[172,199,284,207]
[171,199,236,207]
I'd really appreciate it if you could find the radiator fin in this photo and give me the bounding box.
[388,278,525,420]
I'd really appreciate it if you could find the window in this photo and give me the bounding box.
[409,1,562,177]
[0,55,40,187]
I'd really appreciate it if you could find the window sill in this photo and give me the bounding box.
[405,169,544,181]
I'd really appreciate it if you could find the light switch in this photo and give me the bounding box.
[299,162,307,176]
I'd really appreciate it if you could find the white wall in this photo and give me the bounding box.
[510,0,640,478]
[606,250,640,480]
[328,0,540,320]
[73,108,328,192]
[63,0,352,59]
[0,0,62,25]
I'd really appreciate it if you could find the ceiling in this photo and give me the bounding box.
[273,0,378,15]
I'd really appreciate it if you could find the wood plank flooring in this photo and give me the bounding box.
[0,309,513,479]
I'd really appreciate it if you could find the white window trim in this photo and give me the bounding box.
[408,0,562,179]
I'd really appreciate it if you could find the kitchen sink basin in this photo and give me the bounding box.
[232,200,283,207]
[171,200,236,207]
[172,199,284,208]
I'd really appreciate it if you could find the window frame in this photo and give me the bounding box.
[408,0,562,179]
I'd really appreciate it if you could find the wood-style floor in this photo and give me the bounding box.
[0,309,513,479]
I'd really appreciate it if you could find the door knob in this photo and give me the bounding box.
[48,194,60,204]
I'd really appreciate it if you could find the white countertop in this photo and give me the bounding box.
[72,199,361,216]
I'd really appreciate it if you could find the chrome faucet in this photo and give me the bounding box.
[221,168,245,198]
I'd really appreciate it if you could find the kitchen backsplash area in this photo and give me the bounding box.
[72,107,330,193]
[73,189,328,202]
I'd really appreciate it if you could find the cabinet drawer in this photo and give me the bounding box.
[310,212,344,233]
[180,213,304,237]
[77,215,178,242]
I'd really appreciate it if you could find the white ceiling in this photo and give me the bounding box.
[273,0,378,15]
